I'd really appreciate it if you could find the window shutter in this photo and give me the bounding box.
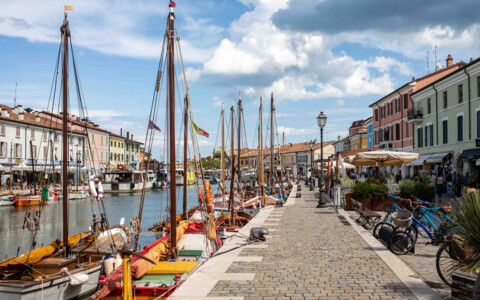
[430,125,434,146]
[477,111,480,138]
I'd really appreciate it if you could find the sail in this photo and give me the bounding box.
[0,240,59,271]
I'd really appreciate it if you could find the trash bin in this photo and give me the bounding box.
[333,187,341,208]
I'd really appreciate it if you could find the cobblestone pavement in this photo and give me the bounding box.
[208,188,420,299]
[347,210,450,299]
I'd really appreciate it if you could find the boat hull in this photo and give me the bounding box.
[0,263,102,300]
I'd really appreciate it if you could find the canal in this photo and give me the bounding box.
[0,184,210,258]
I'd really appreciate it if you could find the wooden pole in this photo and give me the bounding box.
[9,142,13,192]
[221,105,225,205]
[260,98,264,205]
[183,97,188,220]
[167,6,177,259]
[269,93,274,189]
[60,14,70,256]
[229,106,235,223]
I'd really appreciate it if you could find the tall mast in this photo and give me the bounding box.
[229,106,235,222]
[237,96,242,187]
[259,97,264,205]
[281,131,285,183]
[29,140,36,195]
[221,105,225,205]
[60,13,70,256]
[9,141,12,192]
[270,93,274,189]
[183,97,188,220]
[167,3,177,258]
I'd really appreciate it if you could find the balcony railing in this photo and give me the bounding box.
[407,108,423,121]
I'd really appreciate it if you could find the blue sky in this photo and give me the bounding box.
[1,0,480,160]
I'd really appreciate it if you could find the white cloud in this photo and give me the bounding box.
[0,0,214,63]
[277,126,316,136]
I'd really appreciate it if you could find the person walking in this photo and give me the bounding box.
[446,171,453,198]
[435,172,446,203]
[456,173,464,197]
[464,171,470,195]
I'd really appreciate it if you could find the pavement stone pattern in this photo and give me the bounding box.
[346,211,450,299]
[208,189,419,299]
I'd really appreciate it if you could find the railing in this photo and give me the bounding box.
[407,108,423,120]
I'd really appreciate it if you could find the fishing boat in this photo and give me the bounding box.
[13,191,58,206]
[102,170,156,193]
[0,11,130,299]
[0,193,15,206]
[175,168,195,185]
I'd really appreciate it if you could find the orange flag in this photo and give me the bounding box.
[65,5,73,11]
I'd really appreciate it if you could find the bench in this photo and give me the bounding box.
[351,199,381,228]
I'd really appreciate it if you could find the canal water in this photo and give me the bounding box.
[0,184,213,258]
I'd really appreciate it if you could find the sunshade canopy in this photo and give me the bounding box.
[350,150,419,167]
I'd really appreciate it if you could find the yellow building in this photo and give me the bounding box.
[109,133,126,170]
[349,132,368,150]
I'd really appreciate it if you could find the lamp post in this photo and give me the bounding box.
[309,140,315,191]
[316,111,327,207]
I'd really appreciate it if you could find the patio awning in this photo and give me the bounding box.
[406,154,431,167]
[459,149,480,160]
[425,152,451,164]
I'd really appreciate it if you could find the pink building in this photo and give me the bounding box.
[82,123,110,173]
[370,55,465,152]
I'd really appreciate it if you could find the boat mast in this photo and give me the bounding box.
[229,106,235,222]
[183,97,188,220]
[29,140,36,195]
[260,97,264,205]
[167,3,177,259]
[221,105,225,205]
[237,96,242,189]
[60,13,70,256]
[9,141,12,192]
[270,93,274,190]
[281,131,285,183]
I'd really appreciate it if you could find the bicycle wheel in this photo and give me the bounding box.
[373,221,395,239]
[389,227,417,255]
[436,245,461,287]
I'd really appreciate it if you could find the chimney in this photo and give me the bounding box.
[120,128,123,136]
[337,135,340,141]
[131,135,133,140]
[18,113,24,121]
[470,58,474,63]
[446,54,453,67]
[127,131,130,139]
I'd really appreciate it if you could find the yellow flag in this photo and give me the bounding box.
[65,5,74,11]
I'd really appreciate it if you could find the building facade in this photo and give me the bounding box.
[365,117,374,148]
[109,133,126,170]
[410,57,480,175]
[371,55,464,152]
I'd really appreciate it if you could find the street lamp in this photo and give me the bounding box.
[309,140,315,190]
[316,111,327,207]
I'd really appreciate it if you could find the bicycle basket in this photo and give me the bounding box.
[392,209,413,228]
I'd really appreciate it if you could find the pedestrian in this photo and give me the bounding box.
[435,172,446,203]
[21,174,27,190]
[464,171,470,195]
[468,174,478,189]
[446,171,453,197]
[456,173,464,197]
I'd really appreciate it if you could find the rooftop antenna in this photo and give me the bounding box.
[434,45,439,71]
[426,51,430,74]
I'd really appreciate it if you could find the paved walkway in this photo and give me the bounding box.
[172,186,442,300]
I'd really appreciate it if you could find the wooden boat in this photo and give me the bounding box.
[13,191,58,206]
[0,11,130,299]
[0,194,15,206]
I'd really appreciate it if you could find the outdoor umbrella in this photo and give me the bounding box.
[350,150,419,167]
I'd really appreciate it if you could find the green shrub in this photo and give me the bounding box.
[371,184,387,202]
[399,180,416,197]
[352,181,371,201]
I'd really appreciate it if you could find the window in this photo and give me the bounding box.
[86,150,89,159]
[443,120,448,144]
[458,85,463,104]
[478,111,480,138]
[16,127,20,138]
[389,125,393,141]
[374,109,378,121]
[121,154,124,161]
[121,143,123,148]
[15,143,22,158]
[43,131,48,141]
[30,129,35,140]
[101,136,103,145]
[395,123,400,140]
[458,115,464,141]
[406,122,409,138]
[43,146,47,159]
[91,133,94,142]
[114,141,116,147]
[126,144,129,151]
[443,91,448,109]
[427,98,431,114]
[0,124,5,136]
[425,125,431,147]
[477,77,480,97]
[0,142,6,157]
[101,151,103,160]
[110,140,113,147]
[404,94,409,109]
[417,127,423,148]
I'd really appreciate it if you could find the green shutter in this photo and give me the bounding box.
[443,120,448,144]
[458,116,464,141]
[477,111,480,138]
[430,125,434,146]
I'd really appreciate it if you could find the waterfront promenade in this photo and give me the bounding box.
[172,186,443,300]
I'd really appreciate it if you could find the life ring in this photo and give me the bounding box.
[89,176,104,200]
[204,180,213,213]
[117,164,125,171]
[198,187,203,203]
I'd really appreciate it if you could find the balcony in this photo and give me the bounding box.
[407,108,423,121]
